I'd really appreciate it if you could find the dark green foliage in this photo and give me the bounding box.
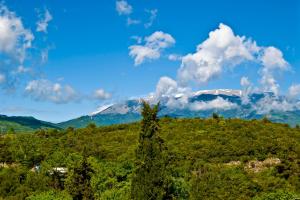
[131,101,168,200]
[65,151,94,200]
[212,112,220,120]
[253,190,300,200]
[190,164,258,200]
[26,190,72,200]
[0,117,300,199]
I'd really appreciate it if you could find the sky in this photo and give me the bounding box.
[0,0,299,122]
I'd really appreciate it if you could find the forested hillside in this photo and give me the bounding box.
[1,112,300,199]
[0,115,60,133]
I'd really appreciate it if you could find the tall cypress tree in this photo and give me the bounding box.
[131,101,167,200]
[65,148,94,200]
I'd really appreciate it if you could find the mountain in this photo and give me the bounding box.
[59,89,300,128]
[0,115,61,133]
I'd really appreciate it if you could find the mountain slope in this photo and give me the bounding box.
[0,115,61,133]
[59,89,300,128]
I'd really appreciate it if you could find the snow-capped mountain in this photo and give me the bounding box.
[193,89,242,96]
[59,89,300,128]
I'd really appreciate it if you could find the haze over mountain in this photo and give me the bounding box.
[58,89,300,128]
[2,88,299,131]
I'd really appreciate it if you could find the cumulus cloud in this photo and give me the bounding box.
[240,76,253,104]
[144,9,157,28]
[146,31,176,49]
[25,79,79,104]
[288,84,300,98]
[240,76,250,87]
[152,76,239,111]
[261,47,288,71]
[259,47,288,95]
[147,76,189,109]
[190,97,238,111]
[155,76,189,97]
[254,95,300,114]
[0,3,35,91]
[36,9,53,33]
[129,31,175,65]
[177,23,289,99]
[260,74,280,95]
[116,0,132,15]
[155,76,178,97]
[178,23,258,85]
[129,45,160,65]
[93,89,112,100]
[148,23,293,114]
[0,4,34,63]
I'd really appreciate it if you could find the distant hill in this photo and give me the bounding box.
[0,115,61,133]
[59,89,300,128]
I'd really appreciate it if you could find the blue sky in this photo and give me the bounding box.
[0,0,299,122]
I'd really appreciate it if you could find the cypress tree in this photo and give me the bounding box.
[65,148,94,200]
[131,101,167,200]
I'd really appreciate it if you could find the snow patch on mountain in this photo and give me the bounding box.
[193,89,242,97]
[89,104,113,116]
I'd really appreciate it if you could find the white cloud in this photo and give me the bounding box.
[240,76,252,104]
[13,65,31,74]
[129,31,175,65]
[0,4,34,63]
[178,23,258,85]
[260,74,280,95]
[129,45,160,65]
[152,76,191,109]
[127,17,140,25]
[25,79,79,104]
[144,9,157,28]
[155,76,179,97]
[259,46,288,95]
[261,47,288,71]
[288,84,300,98]
[168,54,182,61]
[116,0,132,15]
[254,95,300,114]
[240,76,250,87]
[145,31,175,49]
[190,97,238,111]
[176,23,289,99]
[144,23,292,114]
[0,74,5,84]
[36,9,53,33]
[93,89,112,100]
[146,76,190,109]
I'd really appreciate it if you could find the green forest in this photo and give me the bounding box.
[0,102,300,200]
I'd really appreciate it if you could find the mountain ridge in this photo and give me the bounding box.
[1,89,300,131]
[59,89,300,128]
